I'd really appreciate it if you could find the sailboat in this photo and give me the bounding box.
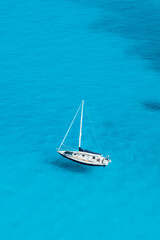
[57,100,111,166]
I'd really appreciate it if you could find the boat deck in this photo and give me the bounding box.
[57,150,110,166]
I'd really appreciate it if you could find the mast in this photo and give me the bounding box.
[79,100,84,150]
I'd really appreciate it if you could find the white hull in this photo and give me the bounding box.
[57,150,110,166]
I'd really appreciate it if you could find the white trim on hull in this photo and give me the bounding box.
[57,150,111,167]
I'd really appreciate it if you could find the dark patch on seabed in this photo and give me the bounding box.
[75,0,160,72]
[142,101,160,111]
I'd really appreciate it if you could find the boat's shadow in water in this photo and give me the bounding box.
[50,159,92,173]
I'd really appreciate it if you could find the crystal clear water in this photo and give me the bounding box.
[0,0,160,239]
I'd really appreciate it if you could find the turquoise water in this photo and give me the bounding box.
[0,0,160,239]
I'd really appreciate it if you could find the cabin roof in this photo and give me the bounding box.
[79,147,101,156]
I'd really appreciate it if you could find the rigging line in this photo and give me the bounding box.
[85,105,102,153]
[62,144,70,151]
[63,144,77,151]
[58,103,82,150]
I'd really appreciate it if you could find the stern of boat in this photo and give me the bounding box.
[103,155,111,166]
